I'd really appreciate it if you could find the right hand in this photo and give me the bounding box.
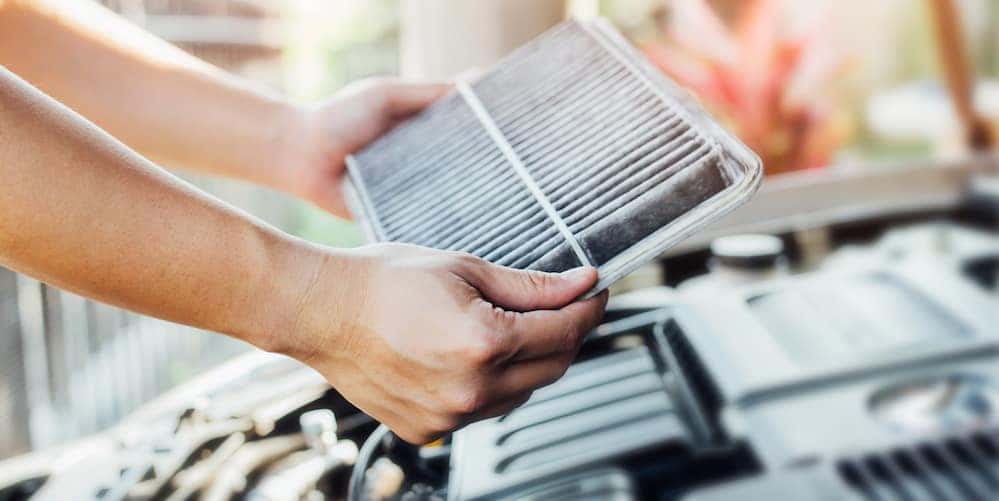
[285,243,607,444]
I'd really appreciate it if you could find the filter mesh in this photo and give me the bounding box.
[347,19,761,290]
[470,22,727,267]
[352,96,582,270]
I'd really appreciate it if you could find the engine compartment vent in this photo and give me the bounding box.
[489,467,636,501]
[493,346,679,474]
[658,319,727,445]
[838,429,999,500]
[345,19,762,293]
[449,313,753,501]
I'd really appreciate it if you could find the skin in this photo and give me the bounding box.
[0,0,607,444]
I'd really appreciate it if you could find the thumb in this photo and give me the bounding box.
[464,262,599,312]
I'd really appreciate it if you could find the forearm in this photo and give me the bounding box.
[0,0,305,186]
[0,66,326,351]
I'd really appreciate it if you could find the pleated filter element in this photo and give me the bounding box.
[345,19,762,293]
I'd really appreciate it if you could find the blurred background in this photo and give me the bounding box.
[1,0,998,461]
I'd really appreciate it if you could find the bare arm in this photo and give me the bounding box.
[0,67,606,444]
[0,65,316,349]
[0,0,438,217]
[0,0,297,188]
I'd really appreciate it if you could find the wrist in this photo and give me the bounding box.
[251,238,369,363]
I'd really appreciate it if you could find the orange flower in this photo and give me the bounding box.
[643,0,852,174]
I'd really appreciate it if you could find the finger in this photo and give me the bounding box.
[469,391,533,421]
[464,261,599,312]
[491,354,576,399]
[382,80,453,118]
[507,291,607,360]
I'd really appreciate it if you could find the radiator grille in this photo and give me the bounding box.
[347,19,761,290]
[838,430,999,500]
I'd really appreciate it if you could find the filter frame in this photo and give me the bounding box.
[345,18,763,295]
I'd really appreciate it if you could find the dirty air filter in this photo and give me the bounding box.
[344,19,763,293]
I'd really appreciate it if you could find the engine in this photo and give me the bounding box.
[3,164,999,501]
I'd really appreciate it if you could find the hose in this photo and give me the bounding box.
[347,424,392,501]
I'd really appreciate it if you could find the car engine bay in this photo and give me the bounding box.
[2,159,999,501]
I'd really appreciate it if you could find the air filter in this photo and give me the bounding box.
[345,18,762,293]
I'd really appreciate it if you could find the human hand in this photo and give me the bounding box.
[277,78,451,218]
[283,243,607,444]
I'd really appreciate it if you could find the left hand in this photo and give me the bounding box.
[278,78,452,218]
